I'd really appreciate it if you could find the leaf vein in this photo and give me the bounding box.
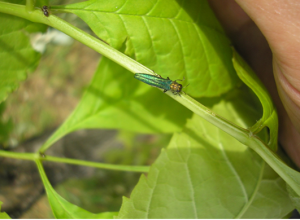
[118,14,137,57]
[145,168,159,218]
[169,20,186,77]
[185,155,198,218]
[192,23,212,91]
[216,129,249,202]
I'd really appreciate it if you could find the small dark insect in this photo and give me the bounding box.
[39,152,46,158]
[42,5,49,17]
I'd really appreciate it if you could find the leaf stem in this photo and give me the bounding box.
[0,150,37,160]
[0,150,149,173]
[25,0,34,12]
[42,155,150,172]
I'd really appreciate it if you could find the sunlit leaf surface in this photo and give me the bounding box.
[118,88,294,218]
[58,0,238,97]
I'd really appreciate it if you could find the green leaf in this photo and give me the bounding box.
[94,212,118,219]
[55,0,238,98]
[287,185,300,213]
[241,164,294,218]
[232,49,278,151]
[35,160,118,219]
[41,56,191,150]
[0,102,13,144]
[0,3,45,103]
[118,88,294,218]
[0,201,10,219]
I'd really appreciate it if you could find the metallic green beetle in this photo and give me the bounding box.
[134,73,184,95]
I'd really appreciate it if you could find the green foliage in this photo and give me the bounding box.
[41,56,191,149]
[287,185,300,212]
[118,90,293,218]
[0,201,10,219]
[0,102,13,145]
[0,0,299,218]
[36,160,118,219]
[57,0,238,98]
[0,1,46,103]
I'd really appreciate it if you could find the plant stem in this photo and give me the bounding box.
[0,150,149,173]
[25,0,34,12]
[0,150,37,160]
[43,155,150,172]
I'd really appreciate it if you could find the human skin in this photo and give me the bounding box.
[207,0,300,168]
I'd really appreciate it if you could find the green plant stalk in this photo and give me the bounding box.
[0,150,37,160]
[25,0,34,12]
[0,150,149,172]
[0,1,299,196]
[43,155,150,172]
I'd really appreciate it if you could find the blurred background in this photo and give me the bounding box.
[0,3,169,218]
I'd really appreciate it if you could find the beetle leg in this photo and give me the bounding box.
[151,70,162,78]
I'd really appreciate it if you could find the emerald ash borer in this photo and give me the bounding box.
[134,73,184,95]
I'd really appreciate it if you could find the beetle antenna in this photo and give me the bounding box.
[175,77,185,82]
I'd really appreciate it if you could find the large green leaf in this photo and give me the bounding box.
[35,160,118,219]
[54,0,238,98]
[0,0,46,103]
[117,88,294,218]
[41,56,191,150]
